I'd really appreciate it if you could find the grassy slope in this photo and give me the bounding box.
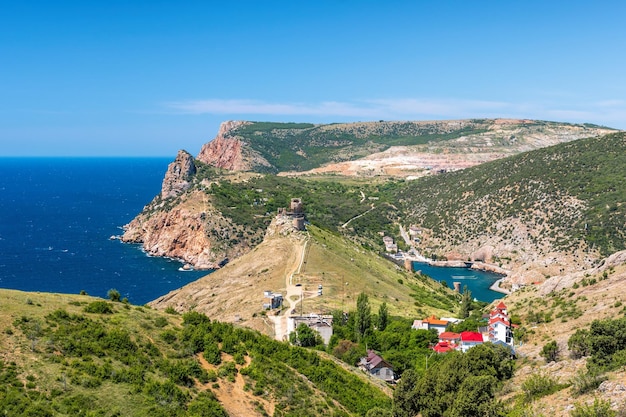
[392,132,626,259]
[149,223,458,332]
[0,289,391,417]
[230,120,613,173]
[299,226,459,317]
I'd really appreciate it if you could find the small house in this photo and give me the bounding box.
[459,331,484,352]
[412,315,449,335]
[359,350,395,383]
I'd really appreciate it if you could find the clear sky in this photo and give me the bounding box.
[1,1,625,156]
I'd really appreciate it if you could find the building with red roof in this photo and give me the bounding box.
[438,331,461,343]
[412,315,449,335]
[459,331,484,352]
[488,301,514,347]
[432,341,455,353]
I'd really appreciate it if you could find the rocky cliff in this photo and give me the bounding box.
[196,120,272,171]
[121,149,264,269]
[160,149,196,199]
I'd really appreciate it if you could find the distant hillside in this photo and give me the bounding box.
[389,132,626,283]
[196,119,614,175]
[0,289,391,417]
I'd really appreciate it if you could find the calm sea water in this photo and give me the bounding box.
[0,158,208,304]
[413,262,504,303]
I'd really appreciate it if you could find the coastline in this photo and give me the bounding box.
[488,278,511,295]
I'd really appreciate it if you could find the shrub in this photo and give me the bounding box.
[571,398,616,417]
[107,289,121,302]
[521,372,564,400]
[540,340,559,362]
[570,369,607,396]
[83,301,113,314]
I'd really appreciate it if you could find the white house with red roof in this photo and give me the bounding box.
[459,331,484,352]
[488,301,514,346]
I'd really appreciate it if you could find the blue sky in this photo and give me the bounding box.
[1,1,625,156]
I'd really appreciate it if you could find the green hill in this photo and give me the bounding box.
[392,132,626,260]
[215,119,613,173]
[0,289,390,416]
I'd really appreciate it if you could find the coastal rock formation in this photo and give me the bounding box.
[196,120,272,171]
[161,150,196,199]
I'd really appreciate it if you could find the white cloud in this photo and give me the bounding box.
[162,98,626,129]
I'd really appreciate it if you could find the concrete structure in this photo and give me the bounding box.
[359,350,395,382]
[263,291,283,310]
[288,314,333,345]
[290,198,303,214]
[293,216,305,231]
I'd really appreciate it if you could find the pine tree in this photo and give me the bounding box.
[459,285,472,318]
[355,292,372,340]
[377,302,388,331]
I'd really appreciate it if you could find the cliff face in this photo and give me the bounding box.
[161,150,196,199]
[121,148,263,269]
[196,120,272,171]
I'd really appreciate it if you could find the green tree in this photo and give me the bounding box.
[540,340,559,363]
[355,292,372,341]
[378,302,389,331]
[459,286,472,318]
[290,323,320,347]
[107,288,121,302]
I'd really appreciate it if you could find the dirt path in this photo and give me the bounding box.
[196,353,275,417]
[268,233,322,341]
[341,204,376,228]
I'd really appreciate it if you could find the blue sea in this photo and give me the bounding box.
[413,262,504,303]
[0,158,209,304]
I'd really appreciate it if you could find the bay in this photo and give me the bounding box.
[412,261,504,303]
[0,157,208,304]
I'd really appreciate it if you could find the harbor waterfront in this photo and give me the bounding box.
[412,260,506,303]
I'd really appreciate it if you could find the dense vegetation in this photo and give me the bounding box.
[0,291,391,416]
[395,132,626,257]
[196,169,403,249]
[231,120,497,173]
[393,343,515,417]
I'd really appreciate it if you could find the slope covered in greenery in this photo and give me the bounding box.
[394,131,626,258]
[0,290,390,416]
[226,119,610,173]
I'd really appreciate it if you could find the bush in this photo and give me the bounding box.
[107,289,121,302]
[540,340,559,362]
[571,398,616,417]
[570,369,607,396]
[83,301,113,314]
[521,372,564,400]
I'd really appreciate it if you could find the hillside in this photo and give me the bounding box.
[0,289,391,416]
[149,222,459,336]
[383,131,626,285]
[197,119,614,176]
[495,250,626,416]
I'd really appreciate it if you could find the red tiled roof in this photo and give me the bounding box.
[423,315,448,326]
[460,331,484,342]
[496,301,507,309]
[439,332,461,341]
[433,341,454,353]
[488,317,510,326]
